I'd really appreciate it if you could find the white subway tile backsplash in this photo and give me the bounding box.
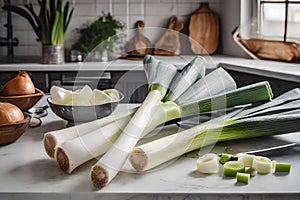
[14,45,41,57]
[14,30,36,46]
[74,0,96,3]
[95,3,110,14]
[177,3,193,15]
[11,16,31,31]
[113,3,127,15]
[0,0,221,56]
[74,3,96,16]
[129,3,143,16]
[96,0,111,3]
[145,3,176,16]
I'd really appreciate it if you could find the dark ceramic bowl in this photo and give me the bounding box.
[47,91,124,123]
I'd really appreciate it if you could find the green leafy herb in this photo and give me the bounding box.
[72,13,124,54]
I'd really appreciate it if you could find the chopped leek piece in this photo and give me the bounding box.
[223,161,245,177]
[237,153,255,167]
[275,163,291,173]
[197,153,219,174]
[252,156,272,174]
[219,153,232,164]
[245,167,257,177]
[236,172,250,184]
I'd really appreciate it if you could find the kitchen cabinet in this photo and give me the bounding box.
[0,72,49,93]
[224,69,300,97]
[0,70,148,103]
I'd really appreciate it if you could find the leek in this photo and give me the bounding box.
[91,55,178,188]
[237,153,255,167]
[245,168,257,177]
[196,153,219,174]
[44,107,138,158]
[129,92,300,171]
[252,156,272,174]
[56,101,181,173]
[275,163,291,173]
[56,81,272,173]
[163,56,206,102]
[236,172,250,184]
[175,67,237,104]
[223,161,245,177]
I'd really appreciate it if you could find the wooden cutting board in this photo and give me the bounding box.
[154,16,184,56]
[189,3,219,54]
[127,20,152,56]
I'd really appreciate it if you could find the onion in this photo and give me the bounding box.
[0,102,25,126]
[1,71,35,96]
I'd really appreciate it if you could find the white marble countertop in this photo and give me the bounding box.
[0,55,299,83]
[1,96,300,199]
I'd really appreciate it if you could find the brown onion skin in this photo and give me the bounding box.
[0,102,24,126]
[1,71,35,96]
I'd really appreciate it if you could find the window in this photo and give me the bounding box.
[258,0,300,42]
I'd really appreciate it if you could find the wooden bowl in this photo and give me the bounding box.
[0,88,44,111]
[0,114,31,145]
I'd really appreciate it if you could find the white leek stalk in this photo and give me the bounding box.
[43,107,137,158]
[56,101,181,173]
[91,56,178,188]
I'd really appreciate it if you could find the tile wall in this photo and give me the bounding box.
[0,0,222,57]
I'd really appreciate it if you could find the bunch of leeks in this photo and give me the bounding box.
[42,55,273,188]
[89,56,273,188]
[54,80,272,174]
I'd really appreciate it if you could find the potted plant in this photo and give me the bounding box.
[3,0,74,64]
[71,13,124,61]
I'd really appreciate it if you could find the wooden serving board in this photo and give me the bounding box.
[127,20,152,56]
[154,16,184,56]
[189,3,219,55]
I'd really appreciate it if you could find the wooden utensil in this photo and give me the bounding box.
[189,3,219,54]
[127,20,152,56]
[154,16,184,56]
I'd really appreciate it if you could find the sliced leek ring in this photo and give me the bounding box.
[197,153,219,174]
[252,156,272,174]
[237,153,255,167]
[223,161,245,177]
